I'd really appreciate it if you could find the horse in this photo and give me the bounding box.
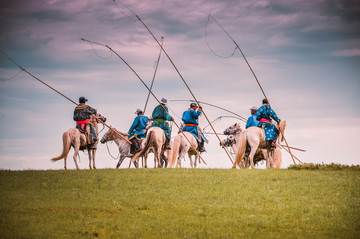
[169,132,200,168]
[233,121,286,169]
[100,126,150,168]
[51,113,106,170]
[223,123,283,169]
[131,127,169,168]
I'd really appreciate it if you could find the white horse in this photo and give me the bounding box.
[51,113,106,170]
[100,126,145,168]
[223,123,283,169]
[169,132,200,168]
[233,121,286,169]
[131,127,170,168]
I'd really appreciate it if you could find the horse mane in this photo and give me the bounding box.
[108,127,129,138]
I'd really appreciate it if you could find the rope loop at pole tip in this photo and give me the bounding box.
[205,15,237,58]
[109,3,234,164]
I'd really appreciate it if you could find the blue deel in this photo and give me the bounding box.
[128,115,149,139]
[245,115,259,129]
[253,104,281,141]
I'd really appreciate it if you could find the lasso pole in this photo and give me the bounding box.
[81,38,207,165]
[0,49,131,144]
[208,14,297,165]
[113,1,233,164]
[143,37,164,114]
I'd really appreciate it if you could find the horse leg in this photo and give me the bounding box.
[64,156,67,170]
[117,155,126,169]
[248,147,257,169]
[189,155,194,168]
[92,149,97,169]
[194,155,198,168]
[87,149,93,169]
[73,146,80,170]
[176,157,182,168]
[156,149,162,168]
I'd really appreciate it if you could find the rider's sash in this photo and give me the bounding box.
[76,119,90,130]
[259,118,271,123]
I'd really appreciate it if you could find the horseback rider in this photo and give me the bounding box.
[128,108,149,154]
[253,98,281,148]
[150,97,173,150]
[181,103,207,152]
[245,106,259,129]
[73,96,98,149]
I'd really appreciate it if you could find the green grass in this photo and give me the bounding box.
[0,169,359,238]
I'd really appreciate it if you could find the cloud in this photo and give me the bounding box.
[331,48,360,57]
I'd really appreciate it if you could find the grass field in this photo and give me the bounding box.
[0,168,359,238]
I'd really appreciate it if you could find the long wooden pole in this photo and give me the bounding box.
[0,49,131,144]
[81,38,207,165]
[208,15,297,165]
[113,1,233,164]
[143,37,164,114]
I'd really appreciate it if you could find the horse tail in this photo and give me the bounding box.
[51,131,71,162]
[132,131,155,163]
[169,134,182,168]
[234,130,247,167]
[273,147,282,168]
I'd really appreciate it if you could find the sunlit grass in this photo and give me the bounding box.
[0,169,359,238]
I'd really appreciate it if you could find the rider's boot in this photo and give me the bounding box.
[130,140,140,154]
[245,143,251,156]
[165,138,171,150]
[198,138,205,153]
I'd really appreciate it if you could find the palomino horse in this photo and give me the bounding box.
[131,127,169,168]
[100,126,148,168]
[169,132,200,168]
[51,114,106,170]
[233,121,286,169]
[224,123,283,169]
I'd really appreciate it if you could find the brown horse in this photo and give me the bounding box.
[51,114,106,170]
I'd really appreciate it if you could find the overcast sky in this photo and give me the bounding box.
[0,0,359,170]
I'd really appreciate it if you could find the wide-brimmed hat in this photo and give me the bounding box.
[160,98,167,104]
[250,106,258,111]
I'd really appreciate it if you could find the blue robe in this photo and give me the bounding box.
[253,104,280,141]
[245,115,259,129]
[128,115,149,140]
[150,104,172,139]
[182,109,201,141]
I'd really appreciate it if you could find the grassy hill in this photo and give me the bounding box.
[1,168,359,238]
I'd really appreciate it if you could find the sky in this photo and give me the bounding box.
[0,0,359,170]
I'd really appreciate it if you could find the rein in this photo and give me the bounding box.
[105,141,120,160]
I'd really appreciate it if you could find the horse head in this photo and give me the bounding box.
[100,127,116,144]
[221,135,236,147]
[96,113,107,123]
[223,123,241,135]
[100,127,129,144]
